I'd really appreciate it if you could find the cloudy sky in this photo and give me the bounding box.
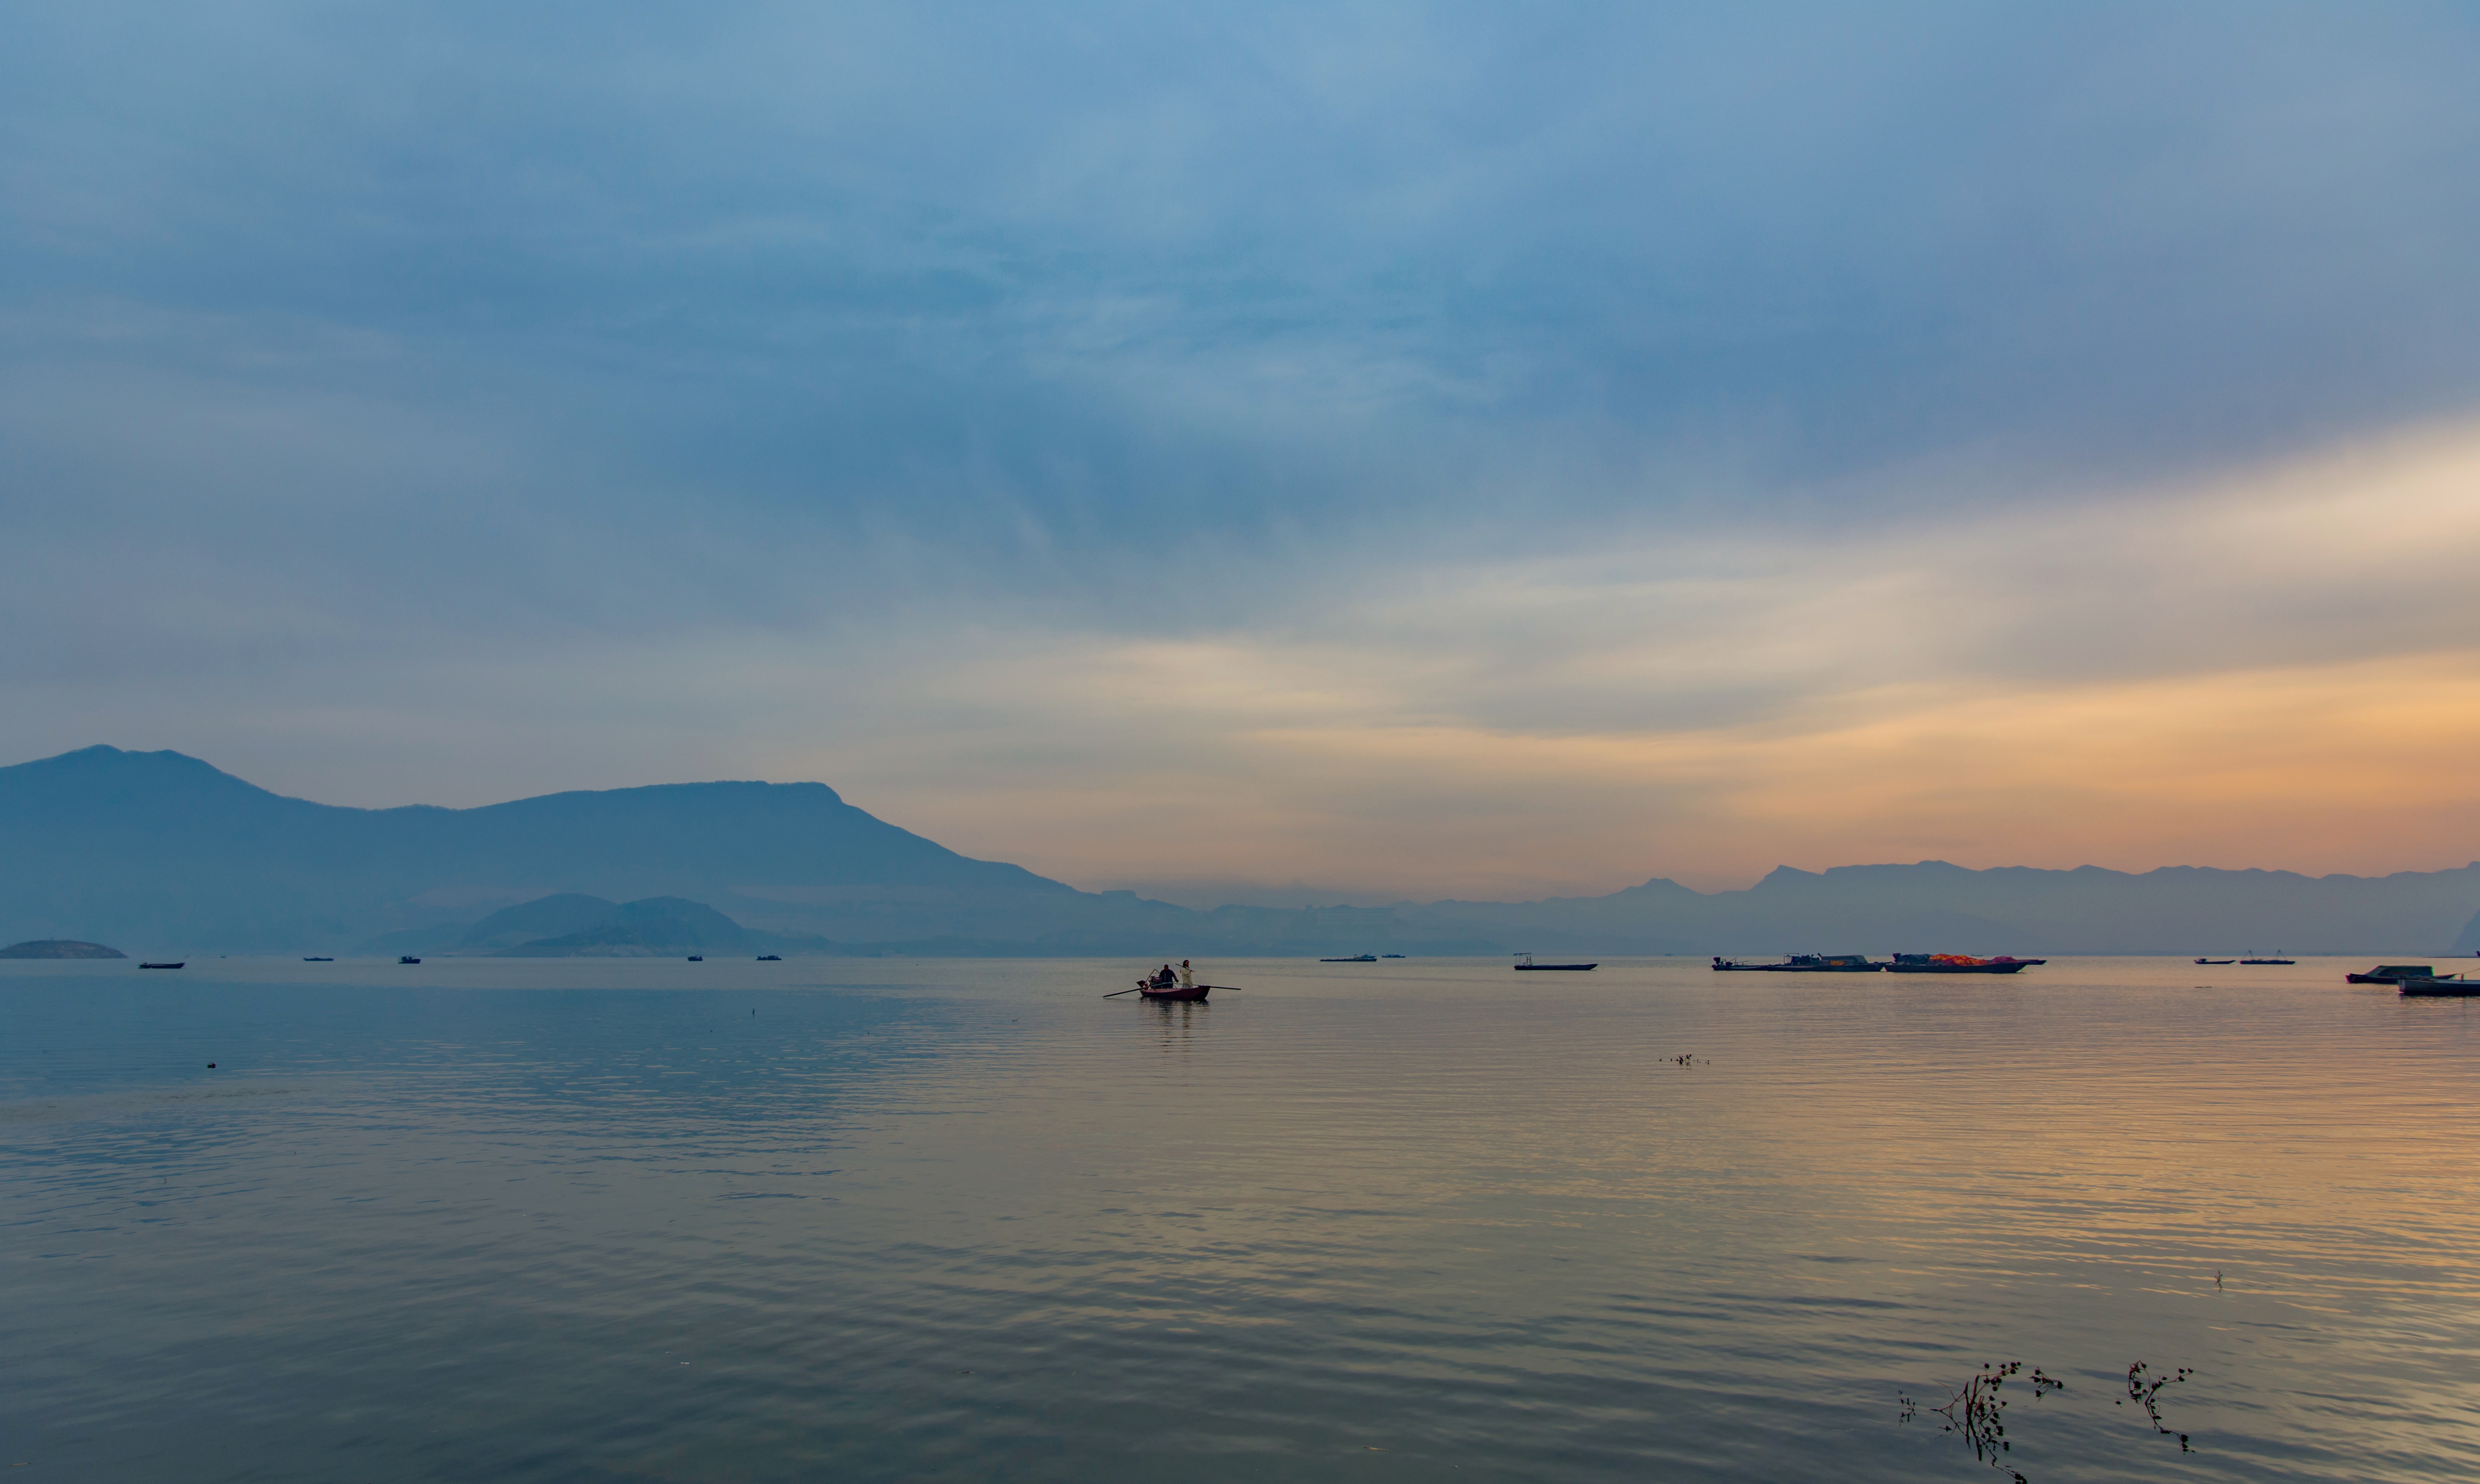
[6,2,2480,901]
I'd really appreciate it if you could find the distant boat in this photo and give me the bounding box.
[1382,953,1406,959]
[303,956,333,962]
[1514,953,1597,971]
[2195,958,2234,964]
[1712,954,1877,972]
[755,955,781,961]
[400,956,421,965]
[1882,954,2042,975]
[687,955,703,962]
[139,961,185,970]
[2239,957,2295,965]
[2399,976,2480,997]
[1321,954,1378,962]
[2348,964,2433,984]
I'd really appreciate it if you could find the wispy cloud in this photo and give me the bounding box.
[807,426,2480,894]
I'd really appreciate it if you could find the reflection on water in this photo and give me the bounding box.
[3,955,2477,1482]
[1142,996,1212,1054]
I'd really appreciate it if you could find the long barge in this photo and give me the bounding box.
[1881,953,2045,974]
[1714,953,2044,974]
[2399,976,2480,998]
[1712,954,1879,971]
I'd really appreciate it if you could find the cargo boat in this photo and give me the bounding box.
[1711,954,1878,972]
[1882,953,2044,975]
[2399,976,2480,998]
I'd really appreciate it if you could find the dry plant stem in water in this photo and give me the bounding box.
[2118,1362,2194,1452]
[1900,1361,2063,1481]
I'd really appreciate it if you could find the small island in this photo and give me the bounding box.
[0,939,129,959]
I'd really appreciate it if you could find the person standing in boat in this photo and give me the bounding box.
[1179,960,1194,989]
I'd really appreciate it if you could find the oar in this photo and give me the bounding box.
[1102,985,1147,998]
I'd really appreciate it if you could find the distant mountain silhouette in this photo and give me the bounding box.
[1380,860,2480,957]
[0,939,126,959]
[0,746,1083,954]
[456,894,639,952]
[483,895,834,957]
[4,746,2475,956]
[503,897,748,956]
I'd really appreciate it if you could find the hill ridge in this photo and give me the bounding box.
[5,746,2477,956]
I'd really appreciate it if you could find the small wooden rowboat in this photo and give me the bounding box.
[1138,982,1211,1001]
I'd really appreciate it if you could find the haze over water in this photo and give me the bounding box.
[6,956,2475,1481]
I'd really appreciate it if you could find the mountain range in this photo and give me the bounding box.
[4,746,2476,957]
[408,894,830,958]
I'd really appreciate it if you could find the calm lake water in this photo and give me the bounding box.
[4,955,2477,1482]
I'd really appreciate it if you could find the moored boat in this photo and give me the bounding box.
[2195,958,2234,965]
[2348,964,2434,984]
[2399,976,2480,997]
[1882,953,2041,974]
[1712,953,1879,972]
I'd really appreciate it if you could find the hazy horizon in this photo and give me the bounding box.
[14,743,2478,912]
[7,5,2478,900]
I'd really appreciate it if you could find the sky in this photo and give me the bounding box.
[6,2,2480,903]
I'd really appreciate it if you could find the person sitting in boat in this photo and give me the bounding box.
[1153,964,1177,987]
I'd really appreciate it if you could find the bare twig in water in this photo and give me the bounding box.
[1900,1361,2063,1481]
[2117,1361,2193,1451]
